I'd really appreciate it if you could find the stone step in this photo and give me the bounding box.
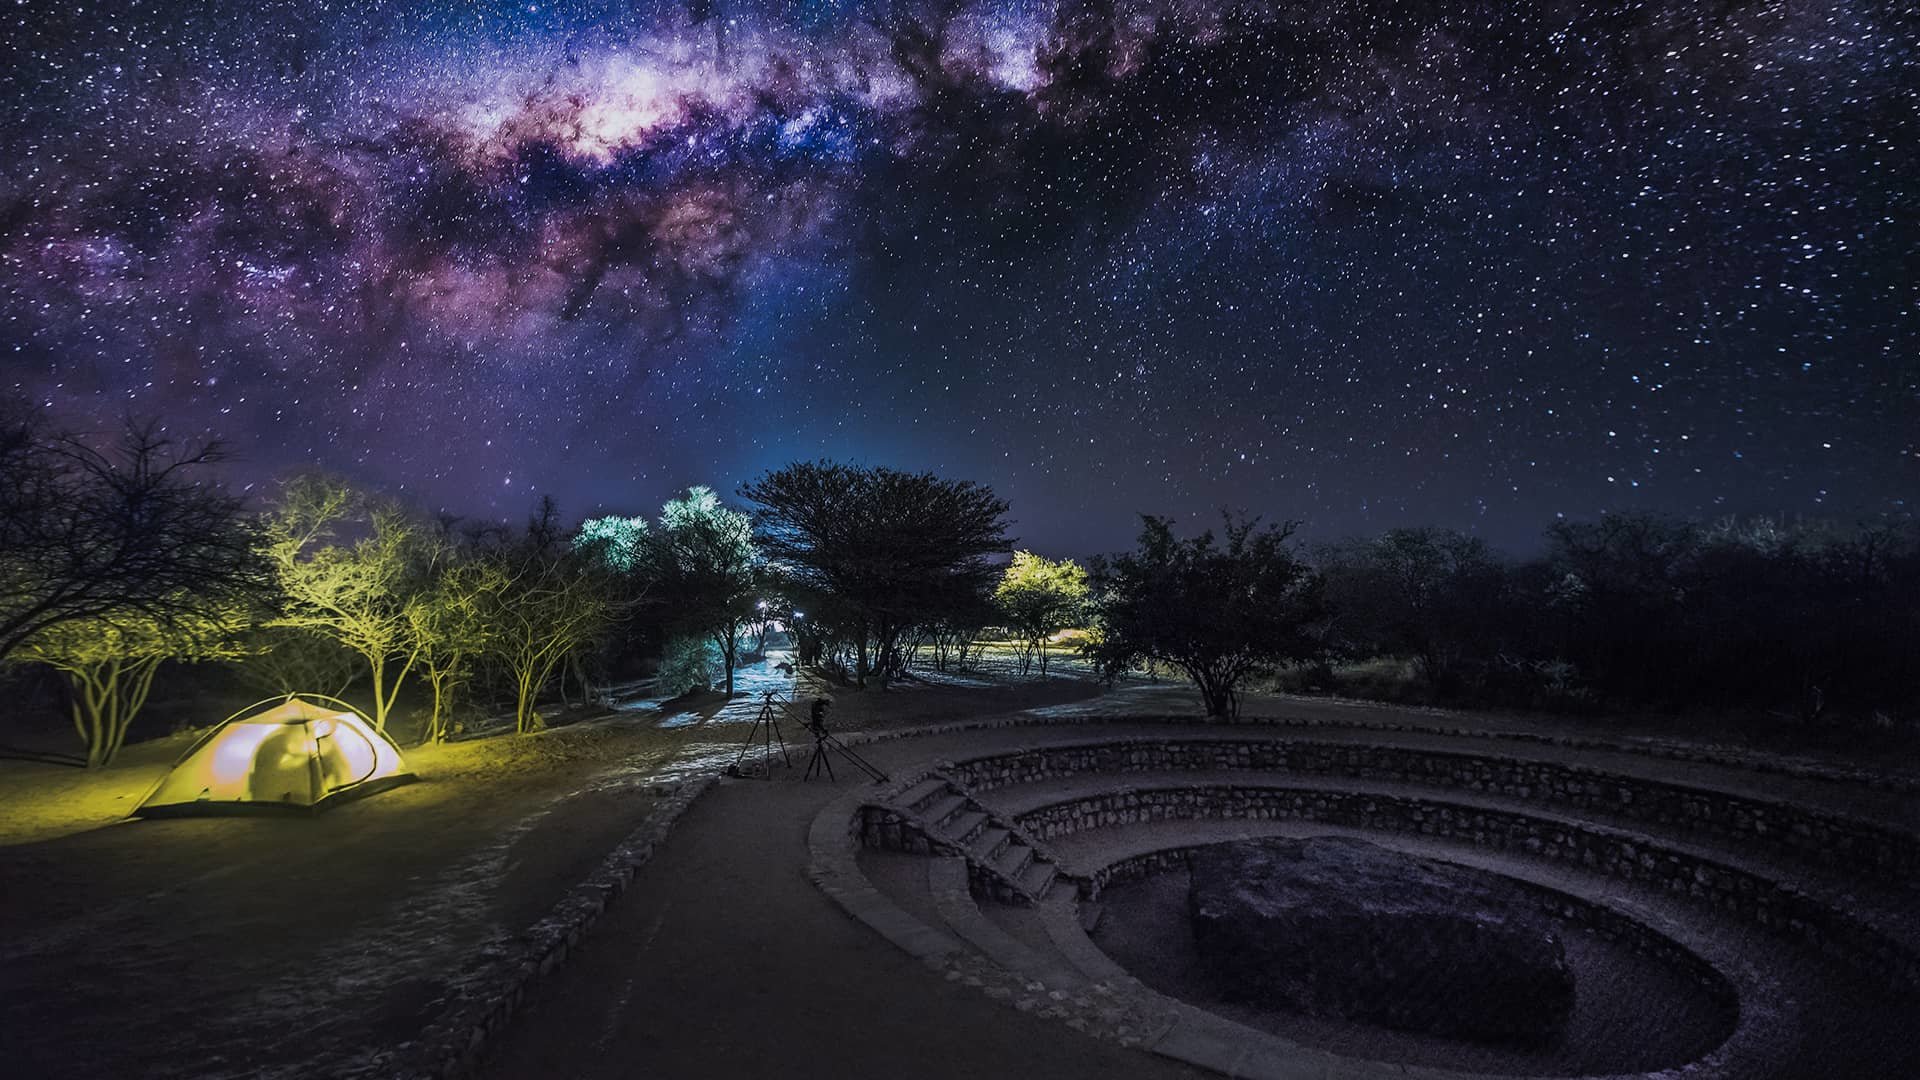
[994,842,1035,880]
[969,826,1011,863]
[922,793,968,829]
[897,776,951,813]
[1078,901,1104,935]
[1018,859,1058,900]
[927,857,1088,990]
[947,810,989,844]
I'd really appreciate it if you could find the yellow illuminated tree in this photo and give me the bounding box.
[262,476,435,733]
[993,551,1089,674]
[486,548,617,734]
[409,558,509,742]
[20,608,249,767]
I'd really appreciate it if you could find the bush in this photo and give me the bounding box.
[657,635,721,698]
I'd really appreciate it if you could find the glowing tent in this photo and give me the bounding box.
[135,697,413,816]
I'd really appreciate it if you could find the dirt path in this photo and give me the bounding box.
[480,773,1204,1080]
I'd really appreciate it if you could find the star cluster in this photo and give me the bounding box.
[3,0,1913,550]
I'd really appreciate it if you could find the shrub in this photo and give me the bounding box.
[658,635,721,698]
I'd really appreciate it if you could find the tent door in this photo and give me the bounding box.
[315,723,379,793]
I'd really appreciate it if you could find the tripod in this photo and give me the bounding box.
[730,692,792,778]
[802,720,888,783]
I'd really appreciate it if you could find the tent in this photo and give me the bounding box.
[135,697,414,817]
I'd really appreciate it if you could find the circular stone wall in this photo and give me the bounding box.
[833,720,1920,1080]
[1091,837,1736,1076]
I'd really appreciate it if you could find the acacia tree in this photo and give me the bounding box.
[574,513,650,574]
[487,550,617,733]
[229,627,362,699]
[409,558,508,742]
[20,608,248,766]
[1314,528,1513,693]
[481,504,622,733]
[1,404,260,665]
[262,476,435,733]
[743,461,1010,687]
[650,487,761,695]
[1084,514,1328,718]
[994,551,1089,674]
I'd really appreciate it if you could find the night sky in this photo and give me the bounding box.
[3,1,1914,553]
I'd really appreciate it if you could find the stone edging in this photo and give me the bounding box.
[939,737,1920,885]
[842,709,1920,795]
[1013,783,1920,994]
[391,774,719,1080]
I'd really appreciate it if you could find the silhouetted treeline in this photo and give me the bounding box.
[1309,515,1920,725]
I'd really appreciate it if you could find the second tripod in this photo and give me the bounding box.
[800,698,888,783]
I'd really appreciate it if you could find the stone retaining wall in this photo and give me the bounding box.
[1015,783,1920,994]
[847,708,1920,795]
[943,739,1917,886]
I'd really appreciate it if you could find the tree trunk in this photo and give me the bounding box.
[1191,665,1239,719]
[574,652,594,708]
[70,655,163,768]
[716,627,738,695]
[428,671,446,742]
[516,665,539,734]
[368,655,388,732]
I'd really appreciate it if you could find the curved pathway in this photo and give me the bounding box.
[478,767,1204,1079]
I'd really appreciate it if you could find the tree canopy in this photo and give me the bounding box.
[649,486,761,695]
[1084,514,1326,718]
[260,475,437,733]
[993,550,1088,674]
[1,407,260,667]
[742,461,1010,686]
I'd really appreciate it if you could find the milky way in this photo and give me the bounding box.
[3,1,1914,551]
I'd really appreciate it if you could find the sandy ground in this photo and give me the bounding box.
[0,652,1108,1080]
[0,720,681,1079]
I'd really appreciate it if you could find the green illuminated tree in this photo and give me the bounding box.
[650,486,761,695]
[19,607,250,767]
[993,550,1089,674]
[1084,514,1327,718]
[574,514,650,573]
[261,476,435,733]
